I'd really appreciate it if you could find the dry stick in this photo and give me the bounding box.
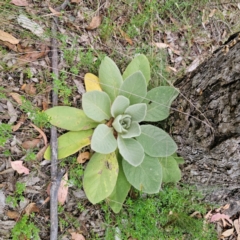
[50,1,69,240]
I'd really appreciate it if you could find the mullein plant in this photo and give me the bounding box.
[44,54,183,213]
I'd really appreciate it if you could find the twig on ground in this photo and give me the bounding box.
[49,1,69,240]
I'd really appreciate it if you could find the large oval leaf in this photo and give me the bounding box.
[123,54,150,84]
[107,153,131,213]
[136,125,177,157]
[111,95,130,117]
[83,152,119,204]
[122,154,162,194]
[84,73,102,92]
[119,71,147,105]
[99,56,123,102]
[117,136,144,166]
[82,91,111,122]
[91,124,117,154]
[143,86,179,122]
[45,106,98,131]
[44,129,92,160]
[159,156,181,183]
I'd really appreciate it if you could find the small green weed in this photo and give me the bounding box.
[77,49,105,74]
[104,184,217,240]
[59,156,84,189]
[6,182,26,208]
[0,86,7,99]
[52,71,74,105]
[3,149,11,156]
[11,214,40,240]
[0,123,12,147]
[25,149,37,161]
[20,97,51,128]
[58,212,81,234]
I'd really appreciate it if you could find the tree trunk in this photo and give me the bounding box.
[170,34,240,204]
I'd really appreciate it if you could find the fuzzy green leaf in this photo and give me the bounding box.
[44,129,92,160]
[107,153,131,213]
[117,136,144,166]
[91,124,117,154]
[122,154,162,194]
[144,86,179,122]
[121,121,141,138]
[99,56,123,102]
[123,54,151,84]
[45,106,98,131]
[111,95,130,118]
[82,91,111,122]
[83,152,119,204]
[119,71,147,105]
[124,103,147,122]
[159,156,181,183]
[136,125,177,157]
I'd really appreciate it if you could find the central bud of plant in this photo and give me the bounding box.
[112,114,132,133]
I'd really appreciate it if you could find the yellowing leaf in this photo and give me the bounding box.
[84,73,102,92]
[11,161,29,174]
[58,172,68,205]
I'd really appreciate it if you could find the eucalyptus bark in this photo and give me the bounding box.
[169,38,240,203]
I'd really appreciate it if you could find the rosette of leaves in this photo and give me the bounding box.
[44,54,183,213]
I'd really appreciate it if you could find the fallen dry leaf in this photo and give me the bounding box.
[12,114,26,132]
[0,30,19,44]
[154,42,169,49]
[209,9,216,18]
[22,138,41,149]
[221,228,234,237]
[7,210,20,220]
[36,145,48,161]
[11,161,29,174]
[16,44,50,67]
[119,28,133,45]
[58,172,68,205]
[222,203,230,210]
[186,57,201,73]
[77,152,90,164]
[22,83,36,95]
[0,168,15,175]
[234,219,240,234]
[211,213,233,224]
[71,0,81,3]
[46,183,51,196]
[9,92,22,105]
[0,40,18,52]
[86,16,102,30]
[48,6,61,16]
[7,101,17,124]
[70,232,85,240]
[42,99,49,111]
[30,123,47,146]
[10,0,28,6]
[167,66,177,72]
[24,203,40,216]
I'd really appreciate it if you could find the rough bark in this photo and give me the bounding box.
[170,36,240,204]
